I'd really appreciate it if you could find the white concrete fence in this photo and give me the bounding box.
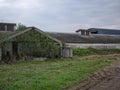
[66,43,120,49]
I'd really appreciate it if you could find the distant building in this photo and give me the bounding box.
[47,32,120,49]
[76,28,120,35]
[0,22,16,31]
[88,28,120,35]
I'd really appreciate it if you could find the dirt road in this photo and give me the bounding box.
[69,59,120,90]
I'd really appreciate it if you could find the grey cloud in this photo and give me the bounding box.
[0,0,120,32]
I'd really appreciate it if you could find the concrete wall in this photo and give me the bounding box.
[62,47,73,58]
[66,43,120,49]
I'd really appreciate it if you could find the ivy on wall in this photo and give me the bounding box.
[0,33,9,46]
[11,29,61,58]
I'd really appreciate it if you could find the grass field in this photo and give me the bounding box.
[0,54,119,90]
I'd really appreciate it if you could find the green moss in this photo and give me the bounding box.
[12,29,61,58]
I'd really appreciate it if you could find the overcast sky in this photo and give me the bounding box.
[0,0,120,32]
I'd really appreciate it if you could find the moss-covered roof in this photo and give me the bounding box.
[1,28,120,44]
[0,27,62,46]
[47,32,120,43]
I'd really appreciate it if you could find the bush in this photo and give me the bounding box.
[73,48,120,56]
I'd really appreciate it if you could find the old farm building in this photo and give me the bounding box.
[0,22,120,62]
[47,29,120,49]
[0,23,62,62]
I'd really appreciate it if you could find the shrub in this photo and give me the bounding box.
[73,48,120,56]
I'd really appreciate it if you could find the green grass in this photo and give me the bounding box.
[73,48,120,56]
[0,55,119,90]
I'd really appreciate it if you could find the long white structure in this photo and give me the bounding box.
[66,43,120,49]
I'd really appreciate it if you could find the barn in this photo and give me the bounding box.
[76,28,120,35]
[47,32,120,49]
[0,22,120,62]
[0,23,62,62]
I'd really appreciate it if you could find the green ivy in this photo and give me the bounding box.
[11,29,61,58]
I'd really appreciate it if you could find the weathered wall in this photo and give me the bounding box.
[66,43,120,49]
[62,47,73,58]
[0,48,1,60]
[0,42,12,61]
[4,42,12,55]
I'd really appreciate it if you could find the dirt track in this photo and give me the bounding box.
[69,56,120,90]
